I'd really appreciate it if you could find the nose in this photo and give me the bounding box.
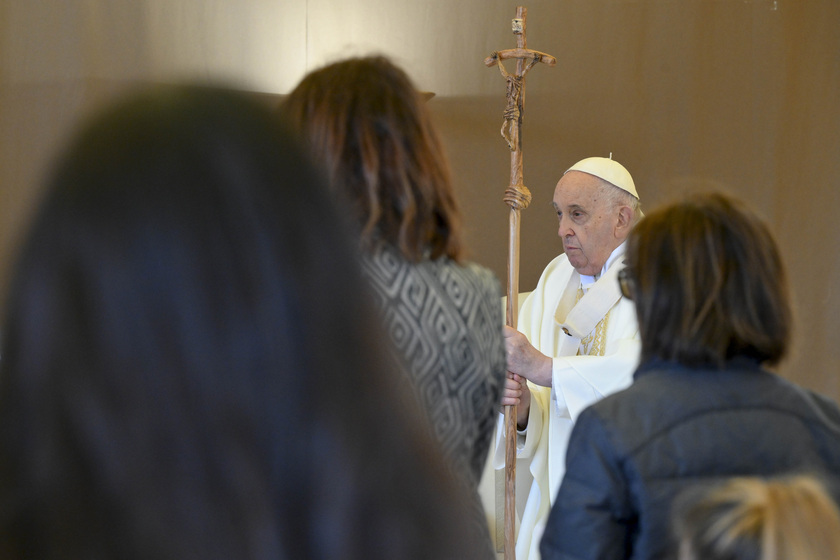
[558,216,574,239]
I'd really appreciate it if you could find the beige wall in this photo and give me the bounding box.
[2,0,838,399]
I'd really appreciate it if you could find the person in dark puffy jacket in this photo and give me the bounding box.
[539,191,840,560]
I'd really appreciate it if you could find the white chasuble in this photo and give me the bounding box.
[486,244,640,560]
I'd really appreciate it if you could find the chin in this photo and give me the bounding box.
[567,256,586,271]
[573,264,600,276]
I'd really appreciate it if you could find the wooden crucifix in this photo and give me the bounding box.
[485,6,555,559]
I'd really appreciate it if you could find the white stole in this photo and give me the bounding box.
[549,262,624,419]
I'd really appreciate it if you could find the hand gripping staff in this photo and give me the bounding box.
[485,7,555,560]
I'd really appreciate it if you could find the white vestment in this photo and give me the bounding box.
[490,243,640,560]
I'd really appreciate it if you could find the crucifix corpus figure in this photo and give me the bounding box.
[484,6,555,560]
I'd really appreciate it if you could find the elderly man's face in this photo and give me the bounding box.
[553,171,624,276]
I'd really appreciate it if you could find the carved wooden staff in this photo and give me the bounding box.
[485,7,555,559]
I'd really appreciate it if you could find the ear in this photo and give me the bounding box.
[615,205,633,237]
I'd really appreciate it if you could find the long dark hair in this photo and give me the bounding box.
[0,85,479,559]
[626,191,792,368]
[281,55,464,262]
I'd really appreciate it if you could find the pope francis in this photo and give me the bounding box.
[493,156,643,560]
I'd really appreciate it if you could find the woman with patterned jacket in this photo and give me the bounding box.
[283,56,506,557]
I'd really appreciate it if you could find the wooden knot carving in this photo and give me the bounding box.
[504,183,532,211]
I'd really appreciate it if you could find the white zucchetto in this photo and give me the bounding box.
[564,156,638,199]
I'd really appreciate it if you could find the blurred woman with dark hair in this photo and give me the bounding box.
[283,56,506,555]
[539,192,840,560]
[0,84,486,559]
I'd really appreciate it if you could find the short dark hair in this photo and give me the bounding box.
[626,191,792,367]
[281,55,463,262]
[0,85,480,559]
